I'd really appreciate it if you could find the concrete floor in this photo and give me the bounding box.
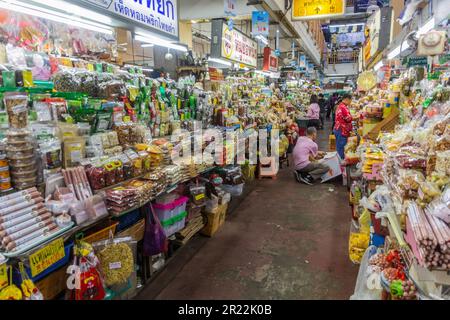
[137,122,358,300]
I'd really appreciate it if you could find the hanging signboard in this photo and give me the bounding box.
[224,0,237,17]
[211,20,258,68]
[263,47,278,72]
[252,11,269,37]
[299,55,306,68]
[80,0,179,38]
[407,56,428,67]
[354,0,389,13]
[292,0,346,20]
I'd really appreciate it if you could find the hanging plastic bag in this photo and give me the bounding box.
[143,203,168,256]
[18,262,43,300]
[67,241,105,301]
[0,265,22,300]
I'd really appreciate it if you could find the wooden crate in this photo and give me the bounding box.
[329,134,336,151]
[35,266,67,300]
[201,203,228,237]
[116,219,145,241]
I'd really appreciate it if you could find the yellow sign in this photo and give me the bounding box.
[292,0,346,20]
[29,238,65,277]
[0,263,7,290]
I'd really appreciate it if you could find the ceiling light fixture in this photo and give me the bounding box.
[374,61,383,71]
[208,57,233,67]
[0,0,113,34]
[29,0,113,24]
[135,33,188,52]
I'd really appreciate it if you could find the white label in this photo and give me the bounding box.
[71,150,82,163]
[12,104,27,114]
[109,261,122,270]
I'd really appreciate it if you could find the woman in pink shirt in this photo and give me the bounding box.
[307,94,321,130]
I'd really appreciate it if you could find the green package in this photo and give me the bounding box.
[94,110,112,132]
[2,71,15,88]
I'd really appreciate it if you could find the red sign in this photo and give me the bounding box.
[263,47,278,72]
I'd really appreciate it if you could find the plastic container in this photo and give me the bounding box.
[0,166,10,179]
[160,211,187,237]
[219,183,244,197]
[0,177,12,191]
[153,196,188,222]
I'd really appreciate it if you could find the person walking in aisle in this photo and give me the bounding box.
[333,94,353,160]
[318,93,327,129]
[326,93,338,120]
[306,94,321,130]
[292,127,330,185]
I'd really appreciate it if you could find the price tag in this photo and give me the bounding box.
[0,263,7,290]
[29,238,65,277]
[195,194,205,201]
[109,262,122,270]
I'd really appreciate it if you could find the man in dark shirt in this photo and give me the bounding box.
[318,93,327,129]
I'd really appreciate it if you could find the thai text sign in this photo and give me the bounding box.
[221,24,257,67]
[263,47,278,72]
[292,0,346,20]
[82,0,179,38]
[29,238,65,277]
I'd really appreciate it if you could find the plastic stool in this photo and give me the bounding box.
[258,157,278,179]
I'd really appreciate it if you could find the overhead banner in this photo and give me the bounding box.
[224,0,237,17]
[211,20,258,68]
[252,11,269,37]
[299,55,306,68]
[263,47,278,72]
[354,0,389,13]
[292,0,346,20]
[81,0,179,38]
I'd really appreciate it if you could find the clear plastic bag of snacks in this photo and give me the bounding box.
[52,68,80,92]
[4,92,28,129]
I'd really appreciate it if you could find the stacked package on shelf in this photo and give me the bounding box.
[163,165,181,186]
[144,170,167,197]
[0,188,60,253]
[152,139,174,165]
[362,147,384,181]
[105,187,139,215]
[6,130,38,190]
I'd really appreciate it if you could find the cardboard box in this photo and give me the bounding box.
[201,203,228,237]
[319,152,342,183]
[35,266,68,300]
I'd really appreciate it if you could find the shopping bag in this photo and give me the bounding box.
[143,203,168,256]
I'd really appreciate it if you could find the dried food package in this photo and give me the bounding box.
[33,100,52,122]
[94,110,112,133]
[98,80,126,100]
[39,139,62,170]
[47,98,68,122]
[53,69,80,92]
[103,161,117,186]
[107,131,120,147]
[63,137,86,168]
[87,165,106,190]
[92,236,136,287]
[78,70,98,97]
[4,92,29,129]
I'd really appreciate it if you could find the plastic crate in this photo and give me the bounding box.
[153,196,188,223]
[82,222,119,244]
[160,211,187,237]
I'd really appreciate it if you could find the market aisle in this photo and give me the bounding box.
[138,122,358,300]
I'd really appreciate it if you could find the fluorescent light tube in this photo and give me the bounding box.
[28,0,113,24]
[417,18,435,36]
[0,0,113,34]
[135,34,187,52]
[374,61,383,71]
[208,57,232,67]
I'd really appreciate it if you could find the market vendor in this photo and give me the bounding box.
[306,94,321,129]
[333,94,353,160]
[292,127,329,185]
